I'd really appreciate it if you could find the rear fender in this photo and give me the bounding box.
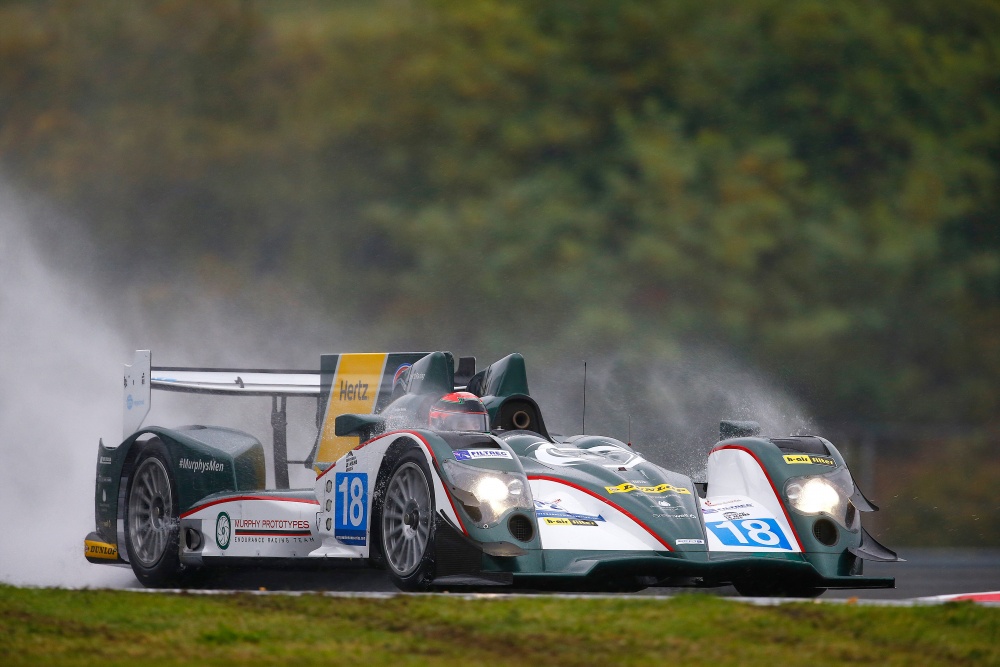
[95,426,266,552]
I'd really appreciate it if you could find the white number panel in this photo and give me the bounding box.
[700,495,800,553]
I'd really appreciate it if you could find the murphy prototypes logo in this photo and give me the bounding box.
[782,454,835,466]
[216,512,232,549]
[179,458,224,473]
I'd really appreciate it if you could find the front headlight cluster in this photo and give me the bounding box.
[441,459,532,527]
[784,467,857,528]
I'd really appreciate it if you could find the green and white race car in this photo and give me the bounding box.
[85,350,899,596]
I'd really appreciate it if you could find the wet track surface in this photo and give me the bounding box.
[186,549,1000,600]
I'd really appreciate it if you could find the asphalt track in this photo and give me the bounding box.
[177,548,1000,603]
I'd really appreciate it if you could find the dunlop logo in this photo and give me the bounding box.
[84,540,118,560]
[783,454,836,466]
[605,482,691,495]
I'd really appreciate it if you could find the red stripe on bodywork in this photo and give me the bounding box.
[528,475,673,551]
[180,495,318,519]
[707,444,806,551]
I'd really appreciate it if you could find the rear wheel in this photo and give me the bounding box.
[380,449,436,591]
[124,441,185,587]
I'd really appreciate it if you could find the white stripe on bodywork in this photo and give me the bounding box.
[185,497,320,559]
[703,448,801,553]
[529,478,664,551]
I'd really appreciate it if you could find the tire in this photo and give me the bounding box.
[378,449,436,591]
[123,440,185,587]
[734,579,827,598]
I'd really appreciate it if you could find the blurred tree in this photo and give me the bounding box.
[0,0,997,428]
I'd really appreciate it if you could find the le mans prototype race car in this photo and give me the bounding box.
[85,350,899,596]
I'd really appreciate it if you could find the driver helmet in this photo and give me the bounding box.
[429,392,490,432]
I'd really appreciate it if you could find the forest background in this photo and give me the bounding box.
[1,0,997,546]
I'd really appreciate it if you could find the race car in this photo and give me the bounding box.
[84,350,900,596]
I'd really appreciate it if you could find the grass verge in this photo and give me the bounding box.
[1,585,997,666]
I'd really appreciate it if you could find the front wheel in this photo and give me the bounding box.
[379,449,436,591]
[123,440,185,587]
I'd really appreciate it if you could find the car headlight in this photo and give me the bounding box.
[441,459,532,527]
[784,468,856,527]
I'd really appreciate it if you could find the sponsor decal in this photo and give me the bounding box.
[675,538,705,545]
[233,518,312,536]
[334,472,368,545]
[543,518,599,527]
[605,482,691,495]
[179,457,224,473]
[783,454,836,466]
[533,499,604,523]
[317,353,388,463]
[704,498,748,507]
[345,451,358,473]
[338,379,369,401]
[392,363,412,391]
[453,448,513,461]
[701,507,719,514]
[654,504,692,513]
[99,456,113,465]
[232,516,314,544]
[653,513,697,519]
[216,512,232,550]
[84,540,118,560]
[533,443,644,469]
[724,511,751,521]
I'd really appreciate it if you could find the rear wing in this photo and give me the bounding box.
[123,350,321,438]
[121,349,476,487]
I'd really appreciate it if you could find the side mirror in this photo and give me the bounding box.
[335,413,386,438]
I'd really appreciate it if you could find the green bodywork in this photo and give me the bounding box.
[91,348,894,591]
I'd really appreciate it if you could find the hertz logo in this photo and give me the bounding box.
[783,454,836,466]
[605,482,691,495]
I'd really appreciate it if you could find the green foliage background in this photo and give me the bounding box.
[3,0,997,426]
[1,1,998,542]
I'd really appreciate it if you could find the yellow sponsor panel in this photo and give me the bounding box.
[783,454,835,466]
[605,483,638,494]
[84,540,118,560]
[543,518,598,527]
[316,353,388,463]
[605,482,691,495]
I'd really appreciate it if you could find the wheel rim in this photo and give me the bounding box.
[382,461,432,577]
[128,457,174,567]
